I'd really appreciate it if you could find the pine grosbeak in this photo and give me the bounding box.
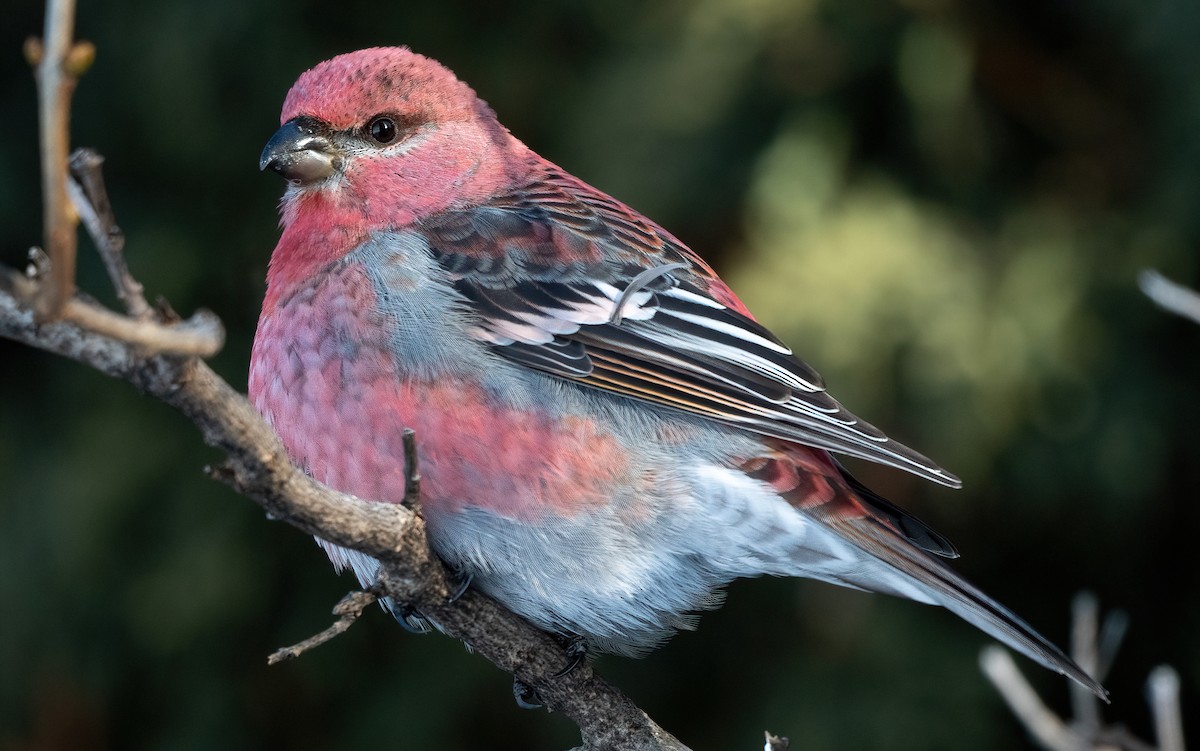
[251,47,1103,697]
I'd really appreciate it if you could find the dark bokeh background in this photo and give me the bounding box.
[2,1,1197,749]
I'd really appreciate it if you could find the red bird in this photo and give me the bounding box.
[251,47,1104,697]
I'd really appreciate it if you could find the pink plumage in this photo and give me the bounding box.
[251,47,1104,697]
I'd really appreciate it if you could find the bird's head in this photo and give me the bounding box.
[261,47,519,230]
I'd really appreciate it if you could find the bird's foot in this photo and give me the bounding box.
[513,678,544,710]
[552,635,589,678]
[447,570,473,604]
[392,602,433,634]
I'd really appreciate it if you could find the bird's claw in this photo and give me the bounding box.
[551,636,588,678]
[392,602,432,634]
[513,678,543,710]
[447,571,473,604]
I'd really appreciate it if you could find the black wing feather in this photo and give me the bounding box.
[421,167,961,488]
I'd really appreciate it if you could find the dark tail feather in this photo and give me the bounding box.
[758,451,1104,698]
[838,465,959,558]
[827,510,1108,700]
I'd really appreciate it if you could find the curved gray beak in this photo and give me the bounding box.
[260,116,339,185]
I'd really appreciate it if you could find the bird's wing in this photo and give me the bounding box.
[419,165,960,487]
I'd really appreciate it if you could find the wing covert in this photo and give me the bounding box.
[419,165,961,488]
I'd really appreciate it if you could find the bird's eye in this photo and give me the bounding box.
[368,116,397,144]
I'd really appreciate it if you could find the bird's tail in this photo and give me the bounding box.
[826,506,1108,700]
[746,449,1107,699]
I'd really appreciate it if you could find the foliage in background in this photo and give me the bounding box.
[1,0,1196,748]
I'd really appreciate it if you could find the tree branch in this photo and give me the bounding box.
[0,274,691,751]
[27,0,92,321]
[981,596,1185,751]
[67,148,153,319]
[5,265,224,357]
[267,590,380,665]
[1140,269,1200,327]
[1071,593,1103,741]
[979,646,1081,751]
[1148,667,1185,751]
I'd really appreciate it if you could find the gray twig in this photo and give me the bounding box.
[1072,593,1103,740]
[1148,667,1185,751]
[980,646,1080,751]
[983,595,1185,751]
[1140,269,1200,326]
[403,427,421,508]
[5,269,223,357]
[28,0,91,320]
[67,148,152,319]
[1096,609,1130,683]
[268,590,379,664]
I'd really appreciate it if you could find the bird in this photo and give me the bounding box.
[250,46,1104,698]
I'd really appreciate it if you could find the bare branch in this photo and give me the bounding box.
[29,0,92,320]
[4,270,224,357]
[67,148,152,319]
[1148,666,1185,751]
[1072,593,1103,739]
[402,427,421,507]
[980,646,1080,751]
[62,297,225,356]
[1,274,691,750]
[1140,269,1200,326]
[268,590,379,664]
[984,597,1185,751]
[1099,728,1159,751]
[1095,609,1130,683]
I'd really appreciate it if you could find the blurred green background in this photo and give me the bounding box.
[1,0,1197,748]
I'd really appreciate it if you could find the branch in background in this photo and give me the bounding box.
[1148,667,1185,751]
[1070,593,1104,741]
[980,593,1185,751]
[979,647,1079,750]
[1140,270,1200,327]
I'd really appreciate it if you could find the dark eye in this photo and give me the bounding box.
[368,116,397,144]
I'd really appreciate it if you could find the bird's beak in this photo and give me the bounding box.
[259,116,340,185]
